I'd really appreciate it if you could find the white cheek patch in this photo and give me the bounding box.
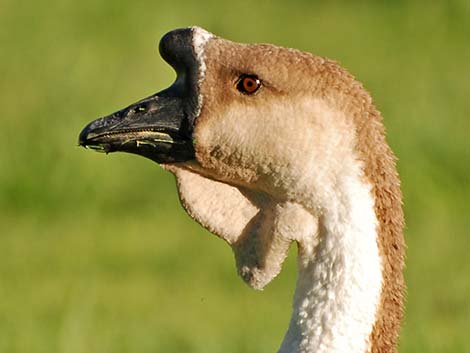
[191,26,213,118]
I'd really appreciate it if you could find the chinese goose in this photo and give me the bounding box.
[79,27,405,353]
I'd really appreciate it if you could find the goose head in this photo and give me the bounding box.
[79,27,405,353]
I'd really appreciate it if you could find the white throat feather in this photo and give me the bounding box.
[279,173,382,353]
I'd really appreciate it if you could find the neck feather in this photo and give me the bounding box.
[279,175,382,353]
[312,64,405,353]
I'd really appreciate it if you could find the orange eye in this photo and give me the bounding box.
[237,74,261,95]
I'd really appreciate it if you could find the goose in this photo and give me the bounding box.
[78,27,405,353]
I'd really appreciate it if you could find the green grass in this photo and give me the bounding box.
[1,0,469,352]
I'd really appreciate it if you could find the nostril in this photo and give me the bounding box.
[132,103,148,115]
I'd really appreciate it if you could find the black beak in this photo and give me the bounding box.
[79,27,204,164]
[78,90,195,164]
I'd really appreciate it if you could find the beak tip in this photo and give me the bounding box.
[78,124,92,147]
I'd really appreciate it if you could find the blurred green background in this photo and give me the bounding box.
[1,0,469,352]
